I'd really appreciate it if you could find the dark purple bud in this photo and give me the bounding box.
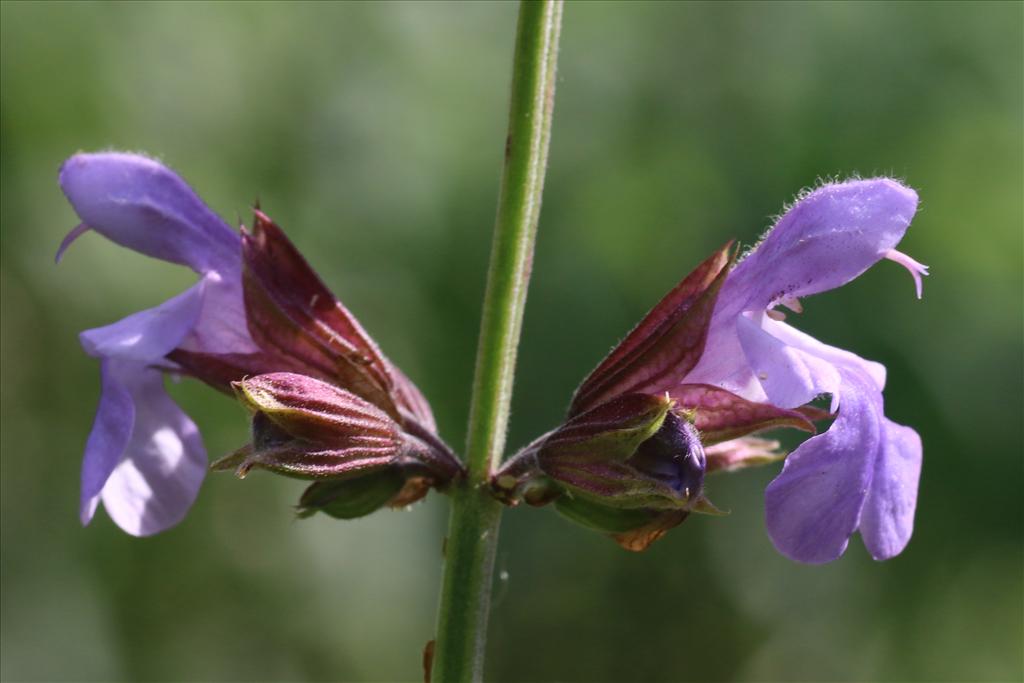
[628,411,705,500]
[537,395,707,510]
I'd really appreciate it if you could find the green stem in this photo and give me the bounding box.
[431,2,563,681]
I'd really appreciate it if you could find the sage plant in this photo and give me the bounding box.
[56,2,926,679]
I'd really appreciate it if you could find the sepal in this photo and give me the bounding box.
[553,496,689,552]
[669,384,816,444]
[297,470,409,519]
[240,211,436,431]
[569,243,733,415]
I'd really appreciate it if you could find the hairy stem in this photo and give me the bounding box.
[430,2,563,680]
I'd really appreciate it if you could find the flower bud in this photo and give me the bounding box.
[493,393,714,550]
[213,372,462,518]
[539,394,707,510]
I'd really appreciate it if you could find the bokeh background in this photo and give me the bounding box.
[2,2,1021,681]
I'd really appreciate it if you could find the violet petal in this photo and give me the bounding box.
[858,418,923,560]
[176,270,255,356]
[760,316,886,394]
[722,179,919,315]
[79,278,207,362]
[80,360,135,525]
[98,363,207,536]
[59,152,239,275]
[765,369,882,564]
[736,313,841,410]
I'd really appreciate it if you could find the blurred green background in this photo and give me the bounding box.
[2,1,1021,681]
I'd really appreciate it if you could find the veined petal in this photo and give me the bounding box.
[765,369,882,564]
[98,362,207,536]
[79,278,207,363]
[80,361,135,525]
[722,179,919,315]
[59,152,239,275]
[858,419,922,560]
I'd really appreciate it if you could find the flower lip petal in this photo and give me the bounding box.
[80,360,135,525]
[735,313,841,410]
[858,419,922,560]
[78,277,208,363]
[759,316,887,393]
[59,152,239,274]
[722,178,919,315]
[764,369,882,563]
[97,365,207,536]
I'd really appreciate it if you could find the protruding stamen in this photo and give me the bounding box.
[884,249,929,299]
[766,309,786,322]
[55,223,92,263]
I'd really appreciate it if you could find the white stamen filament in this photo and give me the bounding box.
[884,248,929,299]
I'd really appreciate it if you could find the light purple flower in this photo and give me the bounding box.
[59,152,451,536]
[59,152,255,536]
[687,178,927,563]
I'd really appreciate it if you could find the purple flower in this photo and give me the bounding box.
[58,152,455,536]
[492,244,823,551]
[687,178,927,563]
[59,153,253,536]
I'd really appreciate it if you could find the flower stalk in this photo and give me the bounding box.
[430,1,563,680]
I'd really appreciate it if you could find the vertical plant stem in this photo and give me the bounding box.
[431,1,563,681]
